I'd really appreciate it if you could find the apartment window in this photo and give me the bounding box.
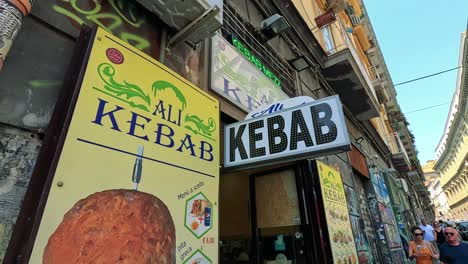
[321,26,336,54]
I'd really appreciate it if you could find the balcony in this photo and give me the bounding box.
[409,178,429,201]
[414,181,426,192]
[447,178,468,207]
[408,171,420,184]
[314,20,380,120]
[348,13,361,27]
[345,1,364,27]
[369,65,390,104]
[388,132,412,172]
[397,126,417,160]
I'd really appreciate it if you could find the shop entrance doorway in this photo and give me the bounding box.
[219,167,311,264]
[256,226,306,264]
[253,169,307,264]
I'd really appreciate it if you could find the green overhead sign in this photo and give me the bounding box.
[231,37,281,87]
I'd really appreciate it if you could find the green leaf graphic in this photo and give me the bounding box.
[152,80,187,110]
[184,114,217,141]
[97,63,151,112]
[335,183,341,190]
[95,63,217,141]
[323,178,335,189]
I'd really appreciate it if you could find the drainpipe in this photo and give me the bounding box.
[0,0,32,71]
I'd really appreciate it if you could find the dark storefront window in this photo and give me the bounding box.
[255,170,305,264]
[219,168,306,264]
[220,172,252,263]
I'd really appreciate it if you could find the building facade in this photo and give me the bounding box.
[423,160,450,220]
[434,30,468,222]
[0,0,429,263]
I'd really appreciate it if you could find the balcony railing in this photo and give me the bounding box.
[345,2,363,26]
[388,132,411,169]
[312,20,378,100]
[368,65,381,83]
[348,13,362,26]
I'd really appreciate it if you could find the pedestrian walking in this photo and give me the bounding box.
[434,221,446,247]
[420,219,436,243]
[438,220,447,229]
[446,219,455,227]
[409,226,440,264]
[439,227,468,264]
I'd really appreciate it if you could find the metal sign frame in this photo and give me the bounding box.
[224,95,351,170]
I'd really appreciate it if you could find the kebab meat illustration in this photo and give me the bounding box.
[43,146,175,264]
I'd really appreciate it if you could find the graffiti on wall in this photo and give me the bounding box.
[32,0,162,58]
[367,192,393,263]
[1,0,205,130]
[371,172,391,205]
[384,224,402,249]
[0,16,76,130]
[353,176,380,263]
[0,0,164,130]
[34,0,204,87]
[345,185,359,216]
[379,203,396,225]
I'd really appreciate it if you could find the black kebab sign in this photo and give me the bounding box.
[224,95,351,170]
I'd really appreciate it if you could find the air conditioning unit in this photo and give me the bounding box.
[396,178,409,194]
[136,0,223,45]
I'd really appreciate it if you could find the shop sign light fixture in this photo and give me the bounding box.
[288,55,312,72]
[355,136,365,144]
[256,14,290,41]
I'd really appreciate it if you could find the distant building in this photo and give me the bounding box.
[423,160,450,220]
[434,30,468,221]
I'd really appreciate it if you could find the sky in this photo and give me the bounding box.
[363,0,468,164]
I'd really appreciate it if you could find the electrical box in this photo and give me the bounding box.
[396,178,409,194]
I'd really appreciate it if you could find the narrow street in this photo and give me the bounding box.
[0,0,466,263]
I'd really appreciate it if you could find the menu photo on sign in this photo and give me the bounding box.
[317,160,358,264]
[29,27,219,264]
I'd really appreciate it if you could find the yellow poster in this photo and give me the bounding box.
[30,27,219,264]
[317,160,358,264]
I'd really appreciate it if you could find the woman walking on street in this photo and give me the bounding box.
[434,221,446,247]
[409,226,440,264]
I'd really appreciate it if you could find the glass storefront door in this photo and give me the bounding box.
[219,172,252,264]
[219,167,311,264]
[257,226,306,264]
[254,169,307,264]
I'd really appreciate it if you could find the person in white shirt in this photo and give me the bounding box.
[419,219,436,242]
